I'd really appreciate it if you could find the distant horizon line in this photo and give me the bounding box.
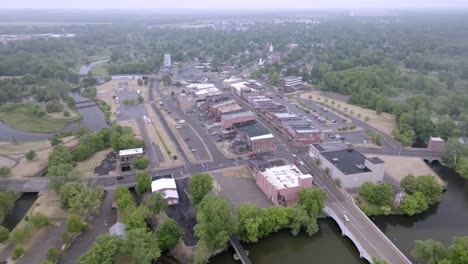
[1,7,468,11]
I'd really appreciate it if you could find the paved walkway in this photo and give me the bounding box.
[58,189,116,264]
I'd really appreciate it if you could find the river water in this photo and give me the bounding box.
[78,60,108,75]
[1,193,37,230]
[0,91,108,141]
[211,164,468,263]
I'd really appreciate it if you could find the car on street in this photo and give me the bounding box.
[331,120,337,123]
[116,176,124,180]
[184,138,190,141]
[343,214,350,222]
[292,154,298,159]
[176,125,182,129]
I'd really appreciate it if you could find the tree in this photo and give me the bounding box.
[146,192,167,215]
[236,203,262,242]
[194,195,237,249]
[297,187,327,218]
[48,169,81,193]
[193,240,210,264]
[259,205,291,237]
[25,150,36,161]
[446,236,468,263]
[189,173,213,206]
[0,226,9,243]
[376,100,383,115]
[124,206,148,231]
[442,138,468,168]
[115,186,135,212]
[137,79,143,86]
[400,192,428,216]
[59,181,103,214]
[401,175,442,205]
[133,156,150,170]
[155,219,182,251]
[11,246,24,260]
[48,145,73,167]
[0,167,10,177]
[121,228,161,264]
[134,172,151,196]
[455,157,468,179]
[67,214,87,234]
[289,206,318,236]
[411,239,447,263]
[162,75,172,86]
[359,182,394,207]
[0,189,16,222]
[78,234,124,264]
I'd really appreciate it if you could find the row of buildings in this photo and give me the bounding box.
[176,80,277,154]
[224,78,321,146]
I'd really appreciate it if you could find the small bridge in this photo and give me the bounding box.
[323,203,412,264]
[229,236,252,264]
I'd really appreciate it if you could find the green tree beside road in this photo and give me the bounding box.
[134,171,151,196]
[188,173,213,206]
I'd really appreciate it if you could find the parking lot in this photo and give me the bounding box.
[116,91,148,121]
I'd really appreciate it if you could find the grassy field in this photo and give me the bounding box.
[0,106,82,133]
[90,62,109,75]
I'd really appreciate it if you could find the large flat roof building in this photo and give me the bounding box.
[309,142,384,188]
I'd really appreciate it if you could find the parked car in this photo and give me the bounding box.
[292,154,298,159]
[331,120,337,123]
[184,138,190,141]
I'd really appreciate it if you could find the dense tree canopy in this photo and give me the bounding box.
[188,173,213,207]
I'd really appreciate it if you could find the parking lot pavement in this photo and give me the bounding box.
[166,178,197,246]
[177,125,211,161]
[323,130,368,145]
[116,91,147,121]
[211,169,272,209]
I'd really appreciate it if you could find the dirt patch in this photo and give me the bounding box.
[216,165,251,178]
[0,157,15,168]
[366,154,442,184]
[300,91,396,135]
[215,141,243,158]
[74,148,113,176]
[0,140,50,155]
[29,190,68,219]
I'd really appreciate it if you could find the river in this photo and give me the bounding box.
[0,91,108,141]
[1,193,37,230]
[211,164,468,263]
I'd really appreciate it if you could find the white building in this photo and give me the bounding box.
[281,76,303,90]
[151,178,179,205]
[309,142,384,188]
[164,54,172,67]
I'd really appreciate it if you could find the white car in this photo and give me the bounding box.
[292,154,298,159]
[176,125,182,129]
[343,214,350,222]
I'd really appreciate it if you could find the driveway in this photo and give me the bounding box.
[58,189,116,264]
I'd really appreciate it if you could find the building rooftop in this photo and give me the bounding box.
[151,178,177,192]
[162,189,179,199]
[211,99,237,109]
[250,134,274,140]
[430,137,445,142]
[274,112,298,119]
[221,111,255,121]
[283,76,303,81]
[321,149,371,175]
[284,119,310,127]
[235,121,270,138]
[109,222,126,237]
[312,142,349,152]
[459,137,468,144]
[368,157,385,164]
[187,83,216,90]
[119,148,143,157]
[218,105,243,114]
[260,164,312,189]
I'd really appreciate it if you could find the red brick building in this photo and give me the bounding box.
[221,111,256,129]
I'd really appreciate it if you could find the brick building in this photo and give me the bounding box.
[255,164,313,205]
[427,137,445,152]
[220,111,256,129]
[235,121,276,153]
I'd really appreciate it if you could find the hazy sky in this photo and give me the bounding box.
[2,0,468,9]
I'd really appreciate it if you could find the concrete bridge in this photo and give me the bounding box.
[323,201,412,264]
[229,236,252,264]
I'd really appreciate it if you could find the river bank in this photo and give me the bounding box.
[212,163,467,263]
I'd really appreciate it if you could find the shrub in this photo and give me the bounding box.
[66,214,87,234]
[25,150,36,161]
[64,110,70,117]
[11,246,24,260]
[133,156,149,170]
[45,101,63,113]
[0,226,9,243]
[29,213,51,227]
[46,247,60,262]
[0,166,11,177]
[10,224,34,244]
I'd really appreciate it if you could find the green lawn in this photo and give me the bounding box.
[91,63,109,75]
[0,108,82,133]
